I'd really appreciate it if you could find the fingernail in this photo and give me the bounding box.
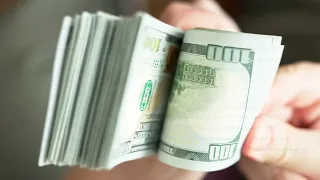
[243,119,273,162]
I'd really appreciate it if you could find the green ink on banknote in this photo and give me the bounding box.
[176,62,218,86]
[140,80,153,111]
[144,36,162,52]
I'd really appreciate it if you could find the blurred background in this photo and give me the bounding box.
[0,0,319,179]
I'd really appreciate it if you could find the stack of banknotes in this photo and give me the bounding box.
[38,11,284,171]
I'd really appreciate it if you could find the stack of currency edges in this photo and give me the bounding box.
[39,11,145,169]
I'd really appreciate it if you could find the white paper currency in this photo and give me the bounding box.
[39,16,72,166]
[105,12,184,169]
[158,29,284,171]
[38,11,284,172]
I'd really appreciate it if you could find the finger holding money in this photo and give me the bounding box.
[160,0,240,32]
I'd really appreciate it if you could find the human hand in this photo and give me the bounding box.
[238,62,320,180]
[65,156,207,180]
[160,0,239,32]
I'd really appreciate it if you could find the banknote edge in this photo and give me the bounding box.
[38,16,73,166]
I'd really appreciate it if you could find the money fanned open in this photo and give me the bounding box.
[38,11,284,172]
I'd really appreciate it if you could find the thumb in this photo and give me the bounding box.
[191,0,240,31]
[192,0,230,17]
[159,0,239,31]
[242,117,320,178]
[192,0,224,12]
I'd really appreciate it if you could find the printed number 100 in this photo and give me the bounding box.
[144,36,162,52]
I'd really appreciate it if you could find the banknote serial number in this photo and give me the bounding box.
[208,143,237,161]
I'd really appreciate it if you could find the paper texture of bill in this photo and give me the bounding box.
[38,11,284,172]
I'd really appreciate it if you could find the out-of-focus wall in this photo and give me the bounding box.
[0,0,119,179]
[237,0,320,64]
[148,0,320,64]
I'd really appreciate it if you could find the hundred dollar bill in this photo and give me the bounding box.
[158,29,284,171]
[103,12,183,169]
[38,11,284,172]
[38,11,184,169]
[38,16,72,166]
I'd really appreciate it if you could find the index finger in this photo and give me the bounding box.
[263,61,320,113]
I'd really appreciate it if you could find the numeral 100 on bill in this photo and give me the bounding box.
[144,36,162,52]
[208,143,237,161]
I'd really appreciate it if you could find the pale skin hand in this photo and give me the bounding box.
[66,1,320,180]
[65,156,206,180]
[239,62,320,180]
